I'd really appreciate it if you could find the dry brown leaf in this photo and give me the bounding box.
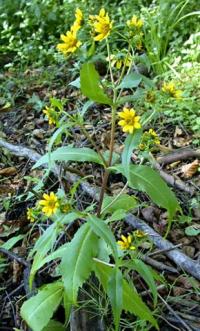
[0,167,17,176]
[173,136,192,147]
[181,159,200,178]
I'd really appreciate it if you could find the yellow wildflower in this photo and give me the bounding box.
[162,82,182,99]
[117,234,136,250]
[57,30,82,55]
[118,107,141,134]
[27,208,35,223]
[43,106,57,125]
[89,8,112,41]
[71,8,83,33]
[75,8,83,25]
[127,15,143,29]
[39,192,59,217]
[133,230,147,238]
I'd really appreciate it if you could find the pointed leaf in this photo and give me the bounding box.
[80,62,112,105]
[122,129,142,181]
[117,72,142,89]
[29,212,78,287]
[107,268,123,330]
[102,193,137,215]
[60,223,98,304]
[33,147,104,169]
[113,164,179,218]
[125,259,157,306]
[94,260,158,329]
[42,320,65,331]
[87,215,118,262]
[21,282,63,331]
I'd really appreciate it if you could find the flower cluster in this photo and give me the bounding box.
[139,128,160,150]
[117,234,136,250]
[89,8,112,41]
[107,53,132,70]
[162,82,182,99]
[27,208,36,223]
[57,8,83,55]
[43,106,58,125]
[127,15,143,29]
[118,107,141,134]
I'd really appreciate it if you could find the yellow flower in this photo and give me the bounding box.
[71,8,83,33]
[117,234,136,250]
[133,230,147,238]
[89,8,112,41]
[43,106,57,125]
[118,107,141,134]
[27,208,35,223]
[57,30,82,55]
[39,192,59,217]
[127,15,143,29]
[162,82,182,99]
[75,8,83,25]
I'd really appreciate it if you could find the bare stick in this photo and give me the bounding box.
[125,214,200,281]
[153,161,195,195]
[0,247,29,267]
[158,293,193,331]
[157,148,200,165]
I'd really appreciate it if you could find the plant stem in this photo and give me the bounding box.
[79,124,108,166]
[97,40,118,217]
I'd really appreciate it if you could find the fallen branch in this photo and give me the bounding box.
[125,214,200,281]
[157,148,200,165]
[153,161,195,195]
[1,138,200,280]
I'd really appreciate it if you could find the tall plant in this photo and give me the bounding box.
[20,8,180,331]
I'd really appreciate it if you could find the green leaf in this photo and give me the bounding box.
[42,320,65,331]
[1,234,24,250]
[102,194,137,214]
[117,72,142,89]
[125,259,157,306]
[108,210,127,222]
[113,164,179,218]
[33,147,104,169]
[107,267,123,331]
[122,129,142,181]
[80,62,112,105]
[21,282,63,331]
[117,89,145,105]
[87,215,118,262]
[29,212,79,287]
[60,223,98,304]
[94,260,158,329]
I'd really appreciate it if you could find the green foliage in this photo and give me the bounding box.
[21,282,63,331]
[94,260,158,329]
[34,146,105,169]
[80,62,113,105]
[60,223,98,304]
[102,194,138,215]
[113,164,180,218]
